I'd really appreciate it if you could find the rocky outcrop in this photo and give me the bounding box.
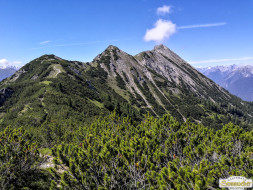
[10,69,26,82]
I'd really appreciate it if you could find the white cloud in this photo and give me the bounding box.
[144,19,176,42]
[178,22,226,29]
[0,59,8,68]
[40,40,51,45]
[157,5,171,15]
[189,57,253,65]
[0,59,22,68]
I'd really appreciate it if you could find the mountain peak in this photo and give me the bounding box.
[38,54,56,59]
[153,44,173,53]
[36,54,64,62]
[106,45,120,51]
[107,45,117,48]
[154,44,168,50]
[102,45,124,57]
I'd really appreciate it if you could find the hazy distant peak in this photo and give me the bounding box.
[0,66,18,81]
[0,65,19,70]
[198,64,253,101]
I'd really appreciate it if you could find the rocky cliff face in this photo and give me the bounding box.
[94,44,231,106]
[136,45,230,99]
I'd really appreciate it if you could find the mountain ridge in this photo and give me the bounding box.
[1,45,253,130]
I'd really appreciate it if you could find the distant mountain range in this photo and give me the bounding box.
[0,66,18,81]
[198,65,253,101]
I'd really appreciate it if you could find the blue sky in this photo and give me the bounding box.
[0,0,252,68]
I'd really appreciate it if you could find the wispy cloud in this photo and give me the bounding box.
[157,5,171,15]
[144,19,176,42]
[31,39,129,50]
[178,22,227,29]
[53,40,119,47]
[189,57,253,65]
[0,59,22,68]
[39,40,51,45]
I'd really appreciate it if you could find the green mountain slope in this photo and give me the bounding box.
[3,113,253,189]
[0,45,253,130]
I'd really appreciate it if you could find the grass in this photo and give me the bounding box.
[107,77,130,101]
[40,81,52,85]
[88,99,104,108]
[19,104,32,115]
[40,148,52,156]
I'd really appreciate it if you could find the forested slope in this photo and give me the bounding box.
[1,113,253,189]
